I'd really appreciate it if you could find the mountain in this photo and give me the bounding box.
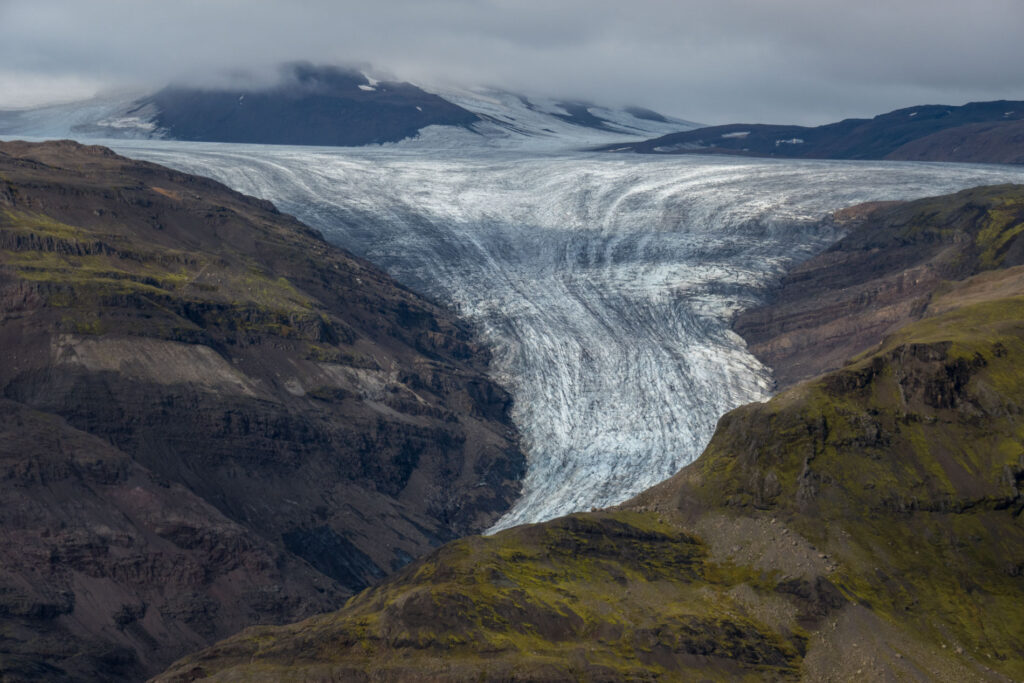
[0,64,696,149]
[139,64,480,146]
[156,184,1024,681]
[604,100,1024,163]
[0,140,525,680]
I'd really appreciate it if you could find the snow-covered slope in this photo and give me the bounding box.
[106,140,1024,529]
[0,92,158,140]
[404,85,699,149]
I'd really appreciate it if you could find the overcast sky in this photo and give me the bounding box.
[2,0,1023,125]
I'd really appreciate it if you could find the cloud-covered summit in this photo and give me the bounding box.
[2,0,1024,124]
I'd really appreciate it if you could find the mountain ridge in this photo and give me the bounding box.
[603,99,1024,164]
[0,139,525,681]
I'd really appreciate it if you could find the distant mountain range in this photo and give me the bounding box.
[3,67,1022,163]
[603,100,1024,163]
[157,183,1024,681]
[0,63,696,149]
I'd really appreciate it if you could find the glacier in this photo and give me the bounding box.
[102,140,1024,529]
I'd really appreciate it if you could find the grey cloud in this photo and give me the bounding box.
[1,0,1023,124]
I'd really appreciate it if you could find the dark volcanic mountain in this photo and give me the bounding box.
[136,63,480,146]
[0,64,694,149]
[158,184,1024,681]
[0,140,523,680]
[605,100,1024,163]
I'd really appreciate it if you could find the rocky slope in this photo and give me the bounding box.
[0,140,524,680]
[604,100,1024,163]
[157,184,1024,681]
[735,184,1024,387]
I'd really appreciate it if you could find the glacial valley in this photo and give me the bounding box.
[110,140,1024,528]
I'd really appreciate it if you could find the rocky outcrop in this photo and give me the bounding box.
[0,140,524,680]
[156,184,1024,682]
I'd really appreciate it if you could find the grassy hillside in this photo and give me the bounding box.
[156,187,1024,681]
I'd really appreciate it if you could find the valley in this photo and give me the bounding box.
[158,180,1024,681]
[110,141,1024,528]
[4,0,1024,677]
[4,116,1024,683]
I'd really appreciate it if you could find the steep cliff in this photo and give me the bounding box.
[0,140,524,680]
[157,184,1024,682]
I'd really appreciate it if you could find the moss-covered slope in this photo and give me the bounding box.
[0,140,525,681]
[158,184,1024,682]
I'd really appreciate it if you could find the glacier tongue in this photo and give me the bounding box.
[108,142,1024,529]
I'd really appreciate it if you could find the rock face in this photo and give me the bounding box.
[734,184,1024,387]
[157,184,1024,682]
[0,64,694,149]
[0,140,524,680]
[606,99,1024,164]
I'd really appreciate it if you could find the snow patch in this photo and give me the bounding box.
[721,131,750,139]
[775,138,804,146]
[358,84,376,92]
[94,116,157,132]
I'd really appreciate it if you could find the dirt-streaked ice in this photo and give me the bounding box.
[108,141,1024,529]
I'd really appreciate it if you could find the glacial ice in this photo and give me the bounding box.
[107,141,1024,529]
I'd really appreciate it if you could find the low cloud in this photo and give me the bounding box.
[2,0,1023,124]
